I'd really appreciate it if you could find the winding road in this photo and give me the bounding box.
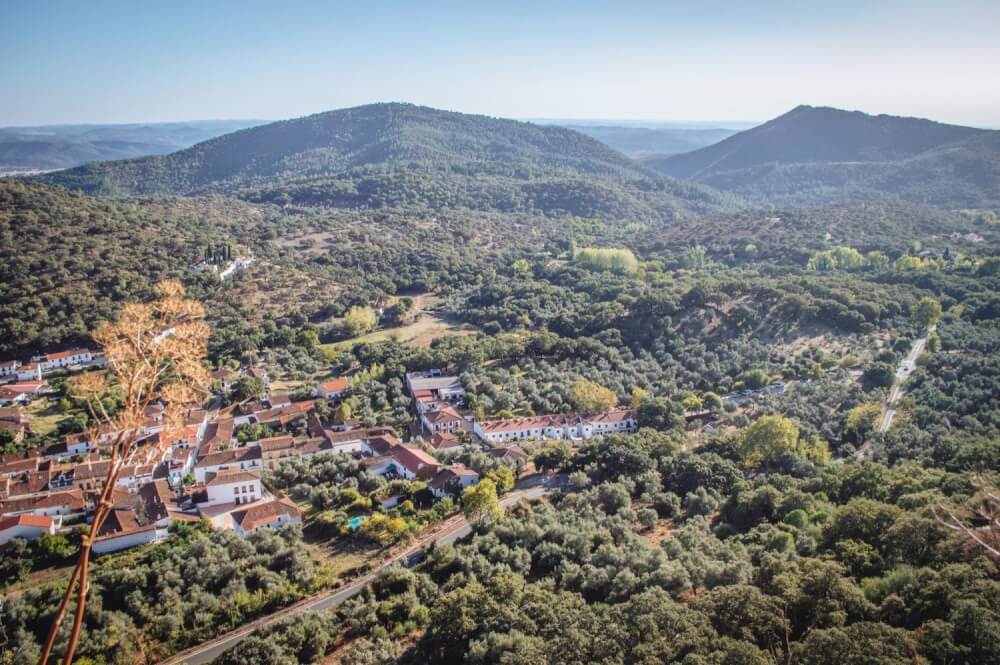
[157,480,554,665]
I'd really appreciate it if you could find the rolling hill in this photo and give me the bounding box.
[35,103,737,219]
[0,120,263,173]
[643,106,1000,208]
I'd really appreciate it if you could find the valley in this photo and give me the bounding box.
[1,101,998,665]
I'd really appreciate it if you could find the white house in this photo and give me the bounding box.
[0,489,87,520]
[15,363,42,382]
[0,360,20,379]
[428,464,480,498]
[92,525,170,554]
[193,447,263,483]
[405,372,466,404]
[33,349,93,371]
[0,514,57,545]
[420,404,465,434]
[474,410,637,444]
[230,497,301,536]
[387,446,440,480]
[200,471,263,507]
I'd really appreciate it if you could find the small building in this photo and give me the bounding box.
[194,446,263,483]
[405,371,466,404]
[428,464,480,498]
[210,367,240,392]
[0,513,56,545]
[315,378,351,400]
[420,404,465,434]
[428,431,464,454]
[230,497,302,536]
[200,471,263,507]
[15,363,42,382]
[389,446,441,480]
[0,360,21,379]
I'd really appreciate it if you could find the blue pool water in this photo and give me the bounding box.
[347,516,366,530]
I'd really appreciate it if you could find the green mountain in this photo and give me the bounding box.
[643,106,1000,208]
[0,120,263,172]
[37,103,737,219]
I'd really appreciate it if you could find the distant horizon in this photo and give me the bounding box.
[3,102,998,133]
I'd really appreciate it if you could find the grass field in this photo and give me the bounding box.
[320,312,476,354]
[24,397,72,436]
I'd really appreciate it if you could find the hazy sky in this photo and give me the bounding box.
[3,0,999,127]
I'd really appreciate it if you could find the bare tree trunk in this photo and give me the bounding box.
[37,558,82,663]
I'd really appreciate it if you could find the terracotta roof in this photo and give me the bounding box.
[429,464,479,489]
[136,480,173,522]
[257,435,295,451]
[92,522,158,542]
[232,497,301,531]
[1,489,85,514]
[1,457,39,476]
[202,418,235,453]
[195,446,261,469]
[392,446,439,475]
[587,409,636,423]
[253,401,315,425]
[429,431,461,449]
[44,349,90,361]
[423,405,464,424]
[318,378,350,393]
[488,445,529,462]
[0,513,53,530]
[1,382,49,394]
[98,507,141,536]
[477,414,569,433]
[206,471,260,487]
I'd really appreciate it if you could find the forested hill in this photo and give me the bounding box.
[643,105,1000,209]
[35,103,737,219]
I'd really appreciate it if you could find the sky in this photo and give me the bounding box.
[2,0,999,127]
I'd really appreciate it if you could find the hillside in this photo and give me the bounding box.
[0,120,262,173]
[36,103,737,219]
[644,105,1000,208]
[557,124,738,158]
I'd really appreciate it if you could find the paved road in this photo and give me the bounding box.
[158,482,551,665]
[877,326,934,434]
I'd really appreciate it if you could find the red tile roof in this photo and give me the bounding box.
[232,497,301,531]
[318,378,350,393]
[0,513,53,530]
[391,446,439,475]
[206,471,260,487]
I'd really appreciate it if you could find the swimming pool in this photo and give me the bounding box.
[347,516,366,530]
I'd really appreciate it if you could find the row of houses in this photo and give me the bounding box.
[404,369,638,446]
[0,349,101,384]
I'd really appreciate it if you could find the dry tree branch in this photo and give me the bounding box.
[39,281,209,665]
[933,474,1000,561]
